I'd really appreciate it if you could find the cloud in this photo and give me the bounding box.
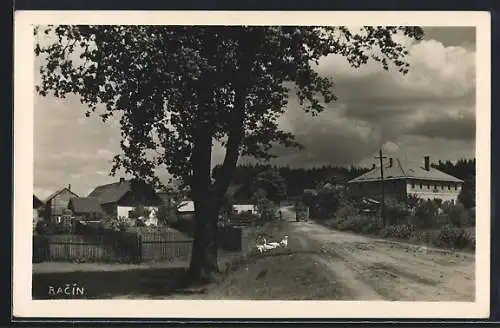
[407,112,475,141]
[33,27,476,196]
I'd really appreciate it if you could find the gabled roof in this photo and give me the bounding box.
[68,197,104,214]
[87,180,132,204]
[33,195,44,209]
[178,200,195,213]
[348,158,463,183]
[87,179,159,205]
[44,187,79,203]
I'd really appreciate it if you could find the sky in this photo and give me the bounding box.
[33,26,476,199]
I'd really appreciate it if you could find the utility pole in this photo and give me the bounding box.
[375,149,387,227]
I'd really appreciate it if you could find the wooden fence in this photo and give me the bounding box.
[170,219,245,251]
[33,228,193,264]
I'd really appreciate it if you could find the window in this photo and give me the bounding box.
[419,182,422,189]
[448,184,451,190]
[454,184,457,191]
[411,182,415,189]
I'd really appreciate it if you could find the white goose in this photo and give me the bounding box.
[280,235,289,248]
[262,238,279,250]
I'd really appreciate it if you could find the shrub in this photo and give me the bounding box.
[432,225,474,250]
[129,205,150,219]
[336,201,358,220]
[331,214,383,235]
[32,235,49,263]
[446,203,472,228]
[255,195,279,221]
[157,204,178,225]
[414,200,439,228]
[380,224,416,240]
[35,220,53,235]
[384,199,409,226]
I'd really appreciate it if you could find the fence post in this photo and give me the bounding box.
[137,233,142,263]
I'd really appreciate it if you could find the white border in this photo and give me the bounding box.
[13,10,491,319]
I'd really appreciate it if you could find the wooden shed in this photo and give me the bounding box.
[41,185,79,224]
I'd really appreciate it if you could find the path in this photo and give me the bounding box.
[291,221,475,301]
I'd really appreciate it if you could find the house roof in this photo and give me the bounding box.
[44,187,79,203]
[87,180,161,204]
[68,197,104,214]
[88,180,132,204]
[178,200,195,213]
[33,195,44,208]
[348,158,464,183]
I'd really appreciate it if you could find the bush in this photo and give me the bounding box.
[32,235,49,262]
[384,199,409,226]
[129,205,150,219]
[414,200,439,228]
[446,203,472,228]
[432,225,474,250]
[329,214,383,235]
[35,220,53,235]
[255,195,279,221]
[380,224,416,240]
[336,201,358,220]
[156,204,177,225]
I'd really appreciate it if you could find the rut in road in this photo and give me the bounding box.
[291,222,475,301]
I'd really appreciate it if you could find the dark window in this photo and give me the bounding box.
[419,182,422,189]
[411,182,415,188]
[454,184,457,191]
[448,184,451,190]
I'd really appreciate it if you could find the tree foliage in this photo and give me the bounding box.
[35,25,423,191]
[35,25,424,279]
[250,168,287,202]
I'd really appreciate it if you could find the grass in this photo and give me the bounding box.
[33,219,344,300]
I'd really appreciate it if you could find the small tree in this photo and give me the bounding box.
[253,189,278,221]
[250,168,287,203]
[414,200,439,229]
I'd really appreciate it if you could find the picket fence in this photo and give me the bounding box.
[33,228,193,264]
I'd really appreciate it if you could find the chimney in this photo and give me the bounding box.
[424,156,430,171]
[389,158,393,167]
[68,184,71,190]
[120,177,125,184]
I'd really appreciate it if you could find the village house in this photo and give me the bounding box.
[87,178,162,221]
[225,183,257,214]
[347,156,464,203]
[40,185,79,224]
[67,197,105,223]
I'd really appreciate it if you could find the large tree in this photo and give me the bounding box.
[35,25,424,281]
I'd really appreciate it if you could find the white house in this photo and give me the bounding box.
[348,156,464,203]
[87,178,162,220]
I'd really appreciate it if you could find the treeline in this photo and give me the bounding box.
[212,163,371,197]
[431,158,476,208]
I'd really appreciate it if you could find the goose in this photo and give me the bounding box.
[280,235,289,247]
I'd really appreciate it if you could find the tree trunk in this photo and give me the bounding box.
[187,197,220,282]
[185,120,221,282]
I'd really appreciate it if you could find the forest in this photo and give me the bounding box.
[213,158,476,208]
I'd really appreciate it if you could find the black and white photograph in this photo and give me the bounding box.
[14,11,490,319]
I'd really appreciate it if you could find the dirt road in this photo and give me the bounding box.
[291,221,475,301]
